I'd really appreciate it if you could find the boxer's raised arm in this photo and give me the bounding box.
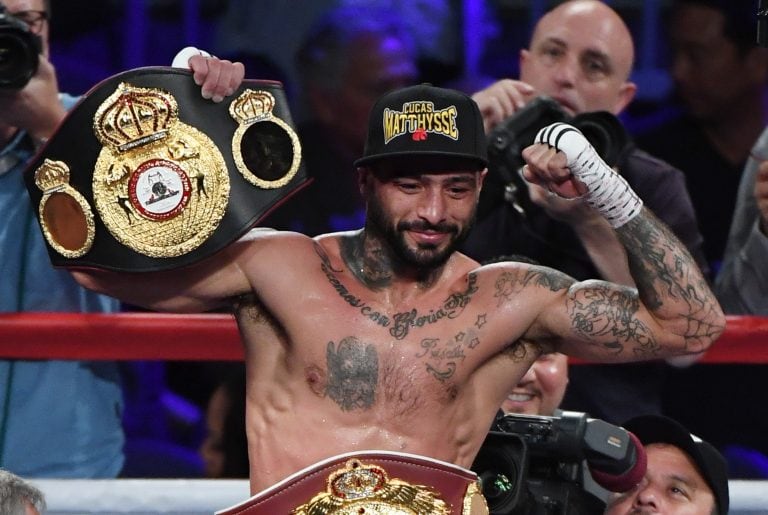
[519,124,725,361]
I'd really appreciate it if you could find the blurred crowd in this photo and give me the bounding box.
[2,1,767,511]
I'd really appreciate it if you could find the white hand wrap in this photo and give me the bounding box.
[535,122,642,228]
[171,46,212,69]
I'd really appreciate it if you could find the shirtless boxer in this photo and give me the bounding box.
[70,78,724,505]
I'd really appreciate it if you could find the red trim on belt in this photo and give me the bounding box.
[215,451,479,515]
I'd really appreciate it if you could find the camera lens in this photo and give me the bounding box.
[571,111,629,167]
[472,433,528,514]
[479,470,516,501]
[0,17,41,89]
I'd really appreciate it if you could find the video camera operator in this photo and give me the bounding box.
[463,0,709,428]
[472,327,727,514]
[605,415,729,515]
[472,409,728,514]
[470,318,643,515]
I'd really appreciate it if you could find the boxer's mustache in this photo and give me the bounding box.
[397,220,459,234]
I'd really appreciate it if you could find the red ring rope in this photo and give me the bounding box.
[0,313,766,363]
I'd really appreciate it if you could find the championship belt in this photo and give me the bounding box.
[24,67,308,272]
[216,451,489,515]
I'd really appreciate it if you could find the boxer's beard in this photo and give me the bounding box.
[366,194,475,270]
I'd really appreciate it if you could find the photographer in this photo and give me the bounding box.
[0,2,241,478]
[501,351,568,418]
[0,1,64,144]
[0,0,124,478]
[0,0,125,478]
[464,0,709,426]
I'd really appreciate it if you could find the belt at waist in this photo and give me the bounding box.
[216,450,488,515]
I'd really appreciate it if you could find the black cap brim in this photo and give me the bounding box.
[354,152,487,172]
[623,415,729,514]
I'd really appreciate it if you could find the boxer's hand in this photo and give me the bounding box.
[528,181,594,222]
[471,79,536,134]
[521,142,587,199]
[523,122,642,228]
[188,54,245,103]
[756,161,768,235]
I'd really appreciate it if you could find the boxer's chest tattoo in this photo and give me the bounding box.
[319,255,479,340]
[414,311,488,382]
[324,337,378,411]
[319,335,459,413]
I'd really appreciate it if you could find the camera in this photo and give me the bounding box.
[758,0,768,47]
[0,4,42,89]
[471,411,639,514]
[478,96,629,221]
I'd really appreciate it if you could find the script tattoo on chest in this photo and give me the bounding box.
[325,337,378,411]
[415,313,487,382]
[318,245,479,339]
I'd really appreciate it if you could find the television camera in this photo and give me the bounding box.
[471,411,643,515]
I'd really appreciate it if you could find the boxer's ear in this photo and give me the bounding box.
[357,167,372,196]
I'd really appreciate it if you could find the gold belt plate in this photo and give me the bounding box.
[291,458,451,515]
[91,82,229,258]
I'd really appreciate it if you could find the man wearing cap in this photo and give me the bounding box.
[605,415,729,515]
[66,80,723,513]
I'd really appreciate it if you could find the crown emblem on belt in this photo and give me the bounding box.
[33,159,96,259]
[291,458,450,514]
[34,158,71,192]
[90,81,229,259]
[228,89,276,123]
[94,82,178,152]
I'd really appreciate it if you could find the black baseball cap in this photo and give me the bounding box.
[623,415,729,514]
[354,84,488,171]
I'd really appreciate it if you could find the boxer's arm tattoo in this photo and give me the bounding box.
[493,267,573,307]
[504,339,547,363]
[566,209,724,356]
[616,210,724,350]
[325,337,378,411]
[567,282,659,357]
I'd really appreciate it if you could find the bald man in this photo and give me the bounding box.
[464,0,708,425]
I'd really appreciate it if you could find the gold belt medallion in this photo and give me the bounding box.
[229,89,302,189]
[34,159,96,258]
[291,458,450,515]
[91,82,229,258]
